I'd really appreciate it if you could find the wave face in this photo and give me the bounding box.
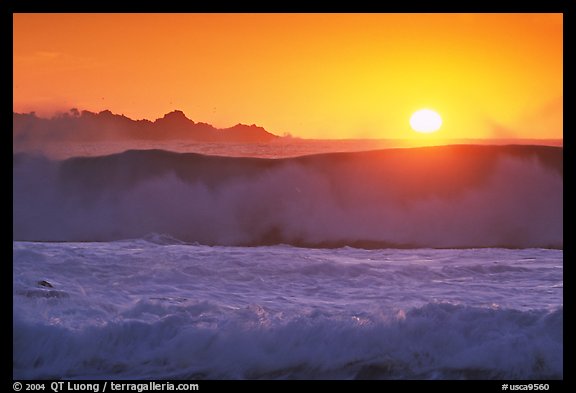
[13,145,562,248]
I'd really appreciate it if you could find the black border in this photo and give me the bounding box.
[7,1,571,390]
[5,1,568,13]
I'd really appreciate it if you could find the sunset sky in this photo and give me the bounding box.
[13,13,562,140]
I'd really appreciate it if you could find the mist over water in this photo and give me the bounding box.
[13,145,562,249]
[12,136,563,161]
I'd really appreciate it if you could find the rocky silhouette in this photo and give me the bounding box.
[13,109,279,144]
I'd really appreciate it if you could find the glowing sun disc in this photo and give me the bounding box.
[410,109,442,133]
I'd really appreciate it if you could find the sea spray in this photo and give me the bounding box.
[13,145,562,248]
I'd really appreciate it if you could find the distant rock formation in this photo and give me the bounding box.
[13,109,280,143]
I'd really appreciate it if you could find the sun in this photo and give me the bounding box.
[410,109,442,133]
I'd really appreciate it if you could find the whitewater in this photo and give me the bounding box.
[13,144,563,379]
[13,241,562,380]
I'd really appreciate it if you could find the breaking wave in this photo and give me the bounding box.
[13,145,562,248]
[13,302,563,380]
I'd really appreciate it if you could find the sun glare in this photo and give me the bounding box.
[410,109,442,133]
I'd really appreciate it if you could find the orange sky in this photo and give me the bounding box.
[13,13,562,140]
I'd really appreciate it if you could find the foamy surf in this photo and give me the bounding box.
[13,241,562,380]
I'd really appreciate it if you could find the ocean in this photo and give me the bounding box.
[13,140,563,380]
